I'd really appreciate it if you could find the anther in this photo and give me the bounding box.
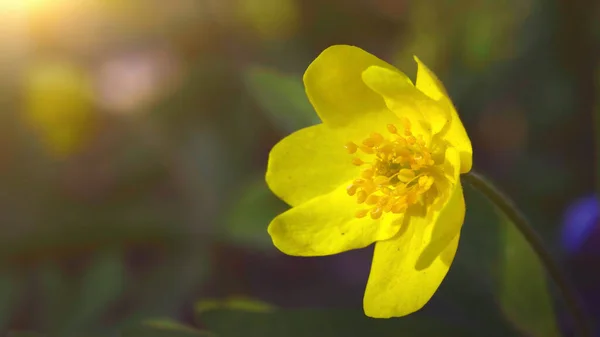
[370,133,384,144]
[398,169,415,183]
[356,190,367,204]
[373,176,389,185]
[355,209,369,218]
[361,168,374,179]
[359,145,374,154]
[387,124,397,134]
[354,178,366,185]
[352,158,364,166]
[370,207,383,219]
[391,202,407,214]
[395,137,407,147]
[365,194,380,205]
[407,136,416,145]
[362,138,376,147]
[377,195,390,207]
[393,156,406,164]
[397,148,410,157]
[424,176,435,190]
[345,142,358,154]
[347,184,358,196]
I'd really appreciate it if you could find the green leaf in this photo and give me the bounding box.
[62,250,125,335]
[461,181,561,337]
[197,308,479,337]
[196,297,275,314]
[224,178,287,250]
[121,318,214,337]
[243,66,319,133]
[497,213,561,337]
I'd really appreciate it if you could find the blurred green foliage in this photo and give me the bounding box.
[498,214,561,337]
[0,0,597,335]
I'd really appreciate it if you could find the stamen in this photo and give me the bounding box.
[373,176,389,185]
[361,168,374,179]
[387,124,397,134]
[362,138,376,147]
[356,190,367,204]
[370,207,383,219]
[391,202,407,214]
[355,209,369,218]
[397,169,415,183]
[345,142,358,154]
[345,117,437,220]
[359,145,374,154]
[370,132,384,144]
[377,195,390,207]
[365,194,380,205]
[347,184,358,196]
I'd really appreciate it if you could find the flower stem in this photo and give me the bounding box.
[462,171,593,337]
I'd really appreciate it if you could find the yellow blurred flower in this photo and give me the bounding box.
[23,60,96,157]
[266,45,472,318]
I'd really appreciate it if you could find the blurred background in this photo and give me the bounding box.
[0,0,599,336]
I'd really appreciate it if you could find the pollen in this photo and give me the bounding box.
[345,118,436,219]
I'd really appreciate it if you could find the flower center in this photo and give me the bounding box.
[344,118,436,220]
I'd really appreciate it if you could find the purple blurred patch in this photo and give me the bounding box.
[561,195,600,255]
[562,195,600,332]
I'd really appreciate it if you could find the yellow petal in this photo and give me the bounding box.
[434,144,461,186]
[413,56,472,173]
[413,56,448,101]
[361,65,448,137]
[268,182,403,256]
[266,124,360,207]
[303,45,398,127]
[267,109,403,207]
[363,181,465,318]
[421,146,462,260]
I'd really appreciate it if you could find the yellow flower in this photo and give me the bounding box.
[23,60,96,158]
[266,45,472,318]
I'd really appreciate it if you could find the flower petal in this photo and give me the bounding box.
[303,45,398,127]
[266,124,361,207]
[267,110,403,207]
[361,65,448,137]
[413,56,472,173]
[363,181,465,318]
[268,183,403,256]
